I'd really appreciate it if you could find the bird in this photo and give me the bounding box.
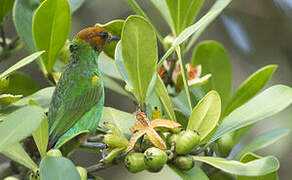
[47,27,119,152]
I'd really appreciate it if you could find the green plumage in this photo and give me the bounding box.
[48,40,104,148]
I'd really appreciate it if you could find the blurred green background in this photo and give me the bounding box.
[1,0,291,179]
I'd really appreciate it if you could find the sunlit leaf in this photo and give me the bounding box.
[192,155,279,176]
[33,0,71,73]
[168,164,209,180]
[2,143,38,170]
[40,156,81,180]
[32,116,49,158]
[0,51,44,79]
[121,15,158,105]
[234,128,290,160]
[208,85,292,145]
[187,90,221,143]
[0,106,44,151]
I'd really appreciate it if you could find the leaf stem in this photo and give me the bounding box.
[175,47,192,111]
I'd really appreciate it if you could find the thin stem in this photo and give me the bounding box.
[175,46,192,111]
[86,162,115,173]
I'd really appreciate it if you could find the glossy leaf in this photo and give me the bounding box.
[0,0,15,23]
[2,143,38,170]
[238,153,278,180]
[210,171,235,180]
[0,106,44,151]
[168,164,209,180]
[224,65,277,116]
[33,0,71,73]
[0,94,22,108]
[165,0,205,35]
[15,87,55,111]
[155,75,176,121]
[99,52,123,80]
[187,91,221,142]
[115,41,133,89]
[159,0,231,65]
[172,89,192,116]
[40,156,81,180]
[95,20,124,58]
[100,107,136,137]
[192,41,231,110]
[1,72,40,96]
[234,128,290,160]
[68,0,84,13]
[192,155,279,176]
[121,15,158,105]
[0,51,44,79]
[13,0,40,52]
[209,85,292,145]
[32,116,49,158]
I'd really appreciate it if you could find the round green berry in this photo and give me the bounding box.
[173,155,194,171]
[175,130,200,155]
[124,153,146,173]
[144,147,168,172]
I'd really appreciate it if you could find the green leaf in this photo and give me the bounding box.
[146,90,162,120]
[172,89,192,116]
[150,0,174,33]
[165,0,205,35]
[174,109,188,129]
[103,75,134,101]
[15,87,55,111]
[237,153,278,180]
[33,0,71,73]
[68,0,84,13]
[121,15,158,106]
[234,128,290,160]
[13,0,39,53]
[0,51,44,79]
[0,94,22,108]
[95,20,124,58]
[168,164,209,180]
[155,75,176,121]
[208,85,292,145]
[192,155,279,176]
[0,0,15,23]
[1,72,40,96]
[0,106,44,151]
[187,90,221,142]
[224,65,277,116]
[32,115,49,158]
[100,107,137,137]
[40,156,81,180]
[2,143,38,170]
[192,41,231,110]
[115,41,133,89]
[185,0,231,52]
[159,0,231,65]
[98,52,122,80]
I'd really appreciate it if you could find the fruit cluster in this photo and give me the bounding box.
[124,129,200,173]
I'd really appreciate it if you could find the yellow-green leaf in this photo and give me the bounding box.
[32,115,49,158]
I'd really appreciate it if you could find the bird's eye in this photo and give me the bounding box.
[99,32,108,40]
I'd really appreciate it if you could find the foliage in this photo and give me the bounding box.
[0,0,291,179]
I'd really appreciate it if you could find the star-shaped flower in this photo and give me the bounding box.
[126,111,181,153]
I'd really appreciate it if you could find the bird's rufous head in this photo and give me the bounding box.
[74,27,119,52]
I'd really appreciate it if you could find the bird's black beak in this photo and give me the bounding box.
[109,35,120,42]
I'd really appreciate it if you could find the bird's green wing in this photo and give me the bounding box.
[49,81,103,140]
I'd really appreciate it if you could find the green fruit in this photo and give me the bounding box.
[29,169,40,180]
[47,149,62,157]
[76,166,87,180]
[175,130,200,155]
[167,133,179,146]
[144,147,168,172]
[4,177,19,180]
[173,155,194,171]
[124,153,146,173]
[217,132,234,156]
